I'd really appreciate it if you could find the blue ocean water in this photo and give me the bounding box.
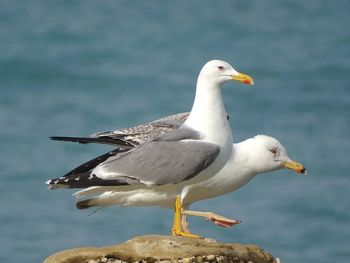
[0,0,349,262]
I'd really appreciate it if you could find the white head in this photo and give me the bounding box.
[244,135,306,175]
[198,60,254,86]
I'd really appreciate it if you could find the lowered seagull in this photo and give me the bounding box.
[47,60,254,238]
[51,113,306,233]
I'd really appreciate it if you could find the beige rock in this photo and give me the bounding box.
[205,255,216,261]
[196,256,204,263]
[181,257,194,263]
[44,235,275,263]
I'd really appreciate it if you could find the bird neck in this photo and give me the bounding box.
[233,141,254,167]
[235,139,268,175]
[184,77,232,146]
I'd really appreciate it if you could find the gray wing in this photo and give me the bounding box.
[90,112,190,146]
[50,112,190,147]
[95,139,220,185]
[47,127,220,188]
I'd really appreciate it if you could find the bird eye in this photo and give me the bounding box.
[218,66,225,71]
[269,149,277,155]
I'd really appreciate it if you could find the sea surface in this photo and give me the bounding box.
[0,1,349,262]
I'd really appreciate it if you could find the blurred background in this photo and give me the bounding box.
[0,0,349,262]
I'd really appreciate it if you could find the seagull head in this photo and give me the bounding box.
[248,135,307,175]
[198,60,254,86]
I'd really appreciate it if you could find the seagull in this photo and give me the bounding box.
[51,113,306,234]
[47,60,254,238]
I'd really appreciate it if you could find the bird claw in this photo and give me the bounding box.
[172,229,202,239]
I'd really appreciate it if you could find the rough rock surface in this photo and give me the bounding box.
[44,235,279,263]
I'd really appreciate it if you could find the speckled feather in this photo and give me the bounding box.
[50,112,229,147]
[90,112,190,146]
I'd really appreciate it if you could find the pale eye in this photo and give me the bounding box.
[218,66,225,71]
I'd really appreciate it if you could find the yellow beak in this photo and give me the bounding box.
[282,160,307,175]
[232,72,254,85]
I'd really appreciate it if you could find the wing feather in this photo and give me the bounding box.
[94,140,219,185]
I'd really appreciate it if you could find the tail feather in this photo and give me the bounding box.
[76,198,95,209]
[73,186,120,198]
[75,191,128,210]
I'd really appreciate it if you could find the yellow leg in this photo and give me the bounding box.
[171,196,201,238]
[171,196,181,235]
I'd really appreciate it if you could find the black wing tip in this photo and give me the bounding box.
[46,173,134,189]
[50,136,90,144]
[45,175,87,189]
[45,179,71,190]
[50,136,68,141]
[50,135,135,147]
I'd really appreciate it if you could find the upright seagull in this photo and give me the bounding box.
[51,113,307,234]
[47,60,254,237]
